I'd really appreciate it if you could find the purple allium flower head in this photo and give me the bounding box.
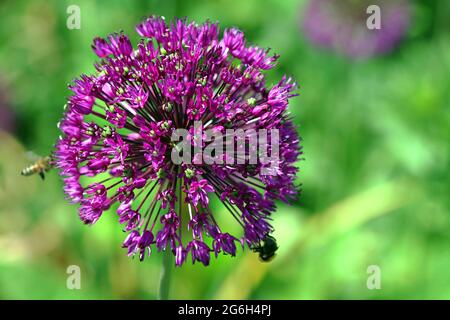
[302,0,411,59]
[55,16,302,266]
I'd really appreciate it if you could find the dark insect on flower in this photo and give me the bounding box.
[302,0,411,59]
[54,16,302,266]
[251,234,279,262]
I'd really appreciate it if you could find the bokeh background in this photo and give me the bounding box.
[0,0,449,299]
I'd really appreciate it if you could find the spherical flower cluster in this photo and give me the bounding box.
[302,0,411,59]
[55,16,301,266]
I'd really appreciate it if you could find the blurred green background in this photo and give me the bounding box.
[0,0,449,299]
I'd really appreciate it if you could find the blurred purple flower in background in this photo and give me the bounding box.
[302,0,412,59]
[0,77,16,133]
[55,17,302,266]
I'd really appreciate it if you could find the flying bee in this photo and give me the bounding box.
[21,154,53,180]
[252,234,279,262]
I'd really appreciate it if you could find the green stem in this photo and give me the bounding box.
[157,248,172,300]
